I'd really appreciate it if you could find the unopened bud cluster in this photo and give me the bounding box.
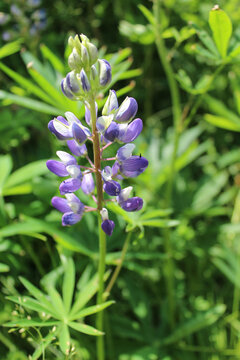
[47,34,148,236]
[61,34,111,101]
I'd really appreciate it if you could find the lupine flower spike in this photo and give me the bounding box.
[47,34,148,235]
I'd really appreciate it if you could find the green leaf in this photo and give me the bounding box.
[19,277,59,317]
[3,160,49,190]
[140,219,180,228]
[69,301,115,321]
[0,62,52,104]
[0,90,62,115]
[0,39,22,59]
[68,321,104,336]
[140,209,173,220]
[0,155,12,194]
[71,272,110,316]
[6,296,54,316]
[0,263,10,272]
[48,287,66,319]
[159,305,226,346]
[204,114,240,132]
[4,319,59,328]
[59,324,70,354]
[40,44,65,74]
[209,7,232,58]
[62,258,75,314]
[138,4,155,25]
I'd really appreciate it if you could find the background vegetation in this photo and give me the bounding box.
[1,0,240,359]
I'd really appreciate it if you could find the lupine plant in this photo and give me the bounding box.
[4,34,148,359]
[46,34,148,358]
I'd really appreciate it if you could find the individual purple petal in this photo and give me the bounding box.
[102,90,118,115]
[61,78,74,99]
[67,140,87,157]
[80,69,91,92]
[72,123,87,144]
[48,116,71,140]
[120,197,143,212]
[111,161,123,180]
[104,121,119,142]
[120,156,148,178]
[62,212,82,226]
[66,71,80,93]
[51,196,71,213]
[101,219,115,236]
[98,59,112,86]
[81,173,95,194]
[117,143,135,161]
[115,97,138,123]
[56,151,77,165]
[118,118,143,143]
[85,102,98,126]
[46,160,68,177]
[103,180,121,196]
[59,178,81,195]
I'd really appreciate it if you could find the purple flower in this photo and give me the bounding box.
[117,144,135,161]
[85,102,98,126]
[102,90,118,115]
[115,97,138,123]
[98,59,112,86]
[67,140,87,157]
[101,219,115,236]
[117,118,143,143]
[46,160,69,177]
[103,180,121,196]
[52,194,84,226]
[48,112,90,143]
[120,197,143,212]
[81,173,95,194]
[119,156,148,178]
[104,121,119,142]
[100,208,115,236]
[59,178,82,195]
[80,69,91,92]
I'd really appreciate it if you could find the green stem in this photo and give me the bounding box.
[104,232,132,299]
[89,97,106,360]
[153,0,182,329]
[20,236,45,276]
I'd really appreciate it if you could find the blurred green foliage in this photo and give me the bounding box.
[1,0,240,359]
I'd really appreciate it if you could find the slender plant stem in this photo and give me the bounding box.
[89,97,106,360]
[153,0,182,329]
[96,214,106,360]
[104,232,132,299]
